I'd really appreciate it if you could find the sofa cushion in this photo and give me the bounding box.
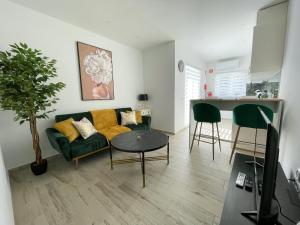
[72,117,97,139]
[98,125,131,141]
[54,118,80,142]
[125,123,148,131]
[55,112,93,124]
[70,133,108,158]
[91,109,118,130]
[46,128,72,160]
[115,108,132,125]
[125,110,143,124]
[134,110,143,124]
[142,116,151,128]
[120,111,137,125]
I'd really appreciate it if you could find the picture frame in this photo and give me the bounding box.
[76,41,114,100]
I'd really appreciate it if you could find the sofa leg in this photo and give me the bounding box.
[74,158,79,169]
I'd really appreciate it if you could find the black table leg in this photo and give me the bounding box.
[142,152,145,188]
[139,153,143,170]
[110,144,113,170]
[167,142,170,165]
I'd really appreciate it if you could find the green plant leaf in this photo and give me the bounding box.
[0,42,65,123]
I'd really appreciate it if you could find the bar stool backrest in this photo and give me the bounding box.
[233,104,273,129]
[193,103,221,123]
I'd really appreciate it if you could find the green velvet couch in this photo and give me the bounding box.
[46,107,151,166]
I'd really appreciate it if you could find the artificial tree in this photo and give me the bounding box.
[0,43,65,174]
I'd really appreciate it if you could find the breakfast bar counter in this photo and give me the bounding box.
[189,98,284,152]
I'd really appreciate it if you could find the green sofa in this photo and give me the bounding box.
[46,107,151,166]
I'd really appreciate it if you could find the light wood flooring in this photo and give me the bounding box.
[10,127,234,225]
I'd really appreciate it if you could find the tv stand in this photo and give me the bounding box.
[220,153,300,225]
[241,210,258,224]
[245,160,264,168]
[241,200,279,225]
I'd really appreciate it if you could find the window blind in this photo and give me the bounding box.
[215,71,248,98]
[185,66,201,126]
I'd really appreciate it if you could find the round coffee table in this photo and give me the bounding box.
[110,130,169,187]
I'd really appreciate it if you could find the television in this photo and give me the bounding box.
[242,107,280,225]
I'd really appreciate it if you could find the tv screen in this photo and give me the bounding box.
[258,123,279,225]
[242,107,280,225]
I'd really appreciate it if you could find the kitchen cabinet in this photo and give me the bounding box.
[250,2,288,74]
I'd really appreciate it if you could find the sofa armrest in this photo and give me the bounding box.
[45,128,72,161]
[142,116,151,129]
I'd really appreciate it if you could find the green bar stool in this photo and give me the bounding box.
[190,103,222,160]
[229,104,274,164]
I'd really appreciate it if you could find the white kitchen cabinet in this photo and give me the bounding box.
[250,2,288,74]
[251,24,286,73]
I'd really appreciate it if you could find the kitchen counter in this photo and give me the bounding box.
[190,98,283,111]
[189,98,284,153]
[191,98,283,101]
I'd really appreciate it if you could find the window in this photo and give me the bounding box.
[215,71,248,98]
[185,65,202,126]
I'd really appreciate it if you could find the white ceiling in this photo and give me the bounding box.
[10,0,274,62]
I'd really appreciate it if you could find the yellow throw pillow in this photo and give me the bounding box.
[127,110,143,124]
[91,109,118,131]
[135,111,143,123]
[54,118,80,142]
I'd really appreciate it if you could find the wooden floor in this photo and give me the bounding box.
[10,128,234,225]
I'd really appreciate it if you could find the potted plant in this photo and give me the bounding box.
[0,43,65,175]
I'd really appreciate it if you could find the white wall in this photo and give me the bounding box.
[143,41,206,133]
[174,41,206,132]
[0,0,144,169]
[143,41,175,133]
[0,146,15,225]
[278,0,300,178]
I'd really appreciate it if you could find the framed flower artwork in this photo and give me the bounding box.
[77,42,114,100]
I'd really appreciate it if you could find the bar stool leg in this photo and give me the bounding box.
[190,122,198,153]
[212,123,215,160]
[216,123,222,152]
[254,128,258,157]
[229,126,241,164]
[245,128,263,167]
[198,122,202,146]
[252,128,263,167]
